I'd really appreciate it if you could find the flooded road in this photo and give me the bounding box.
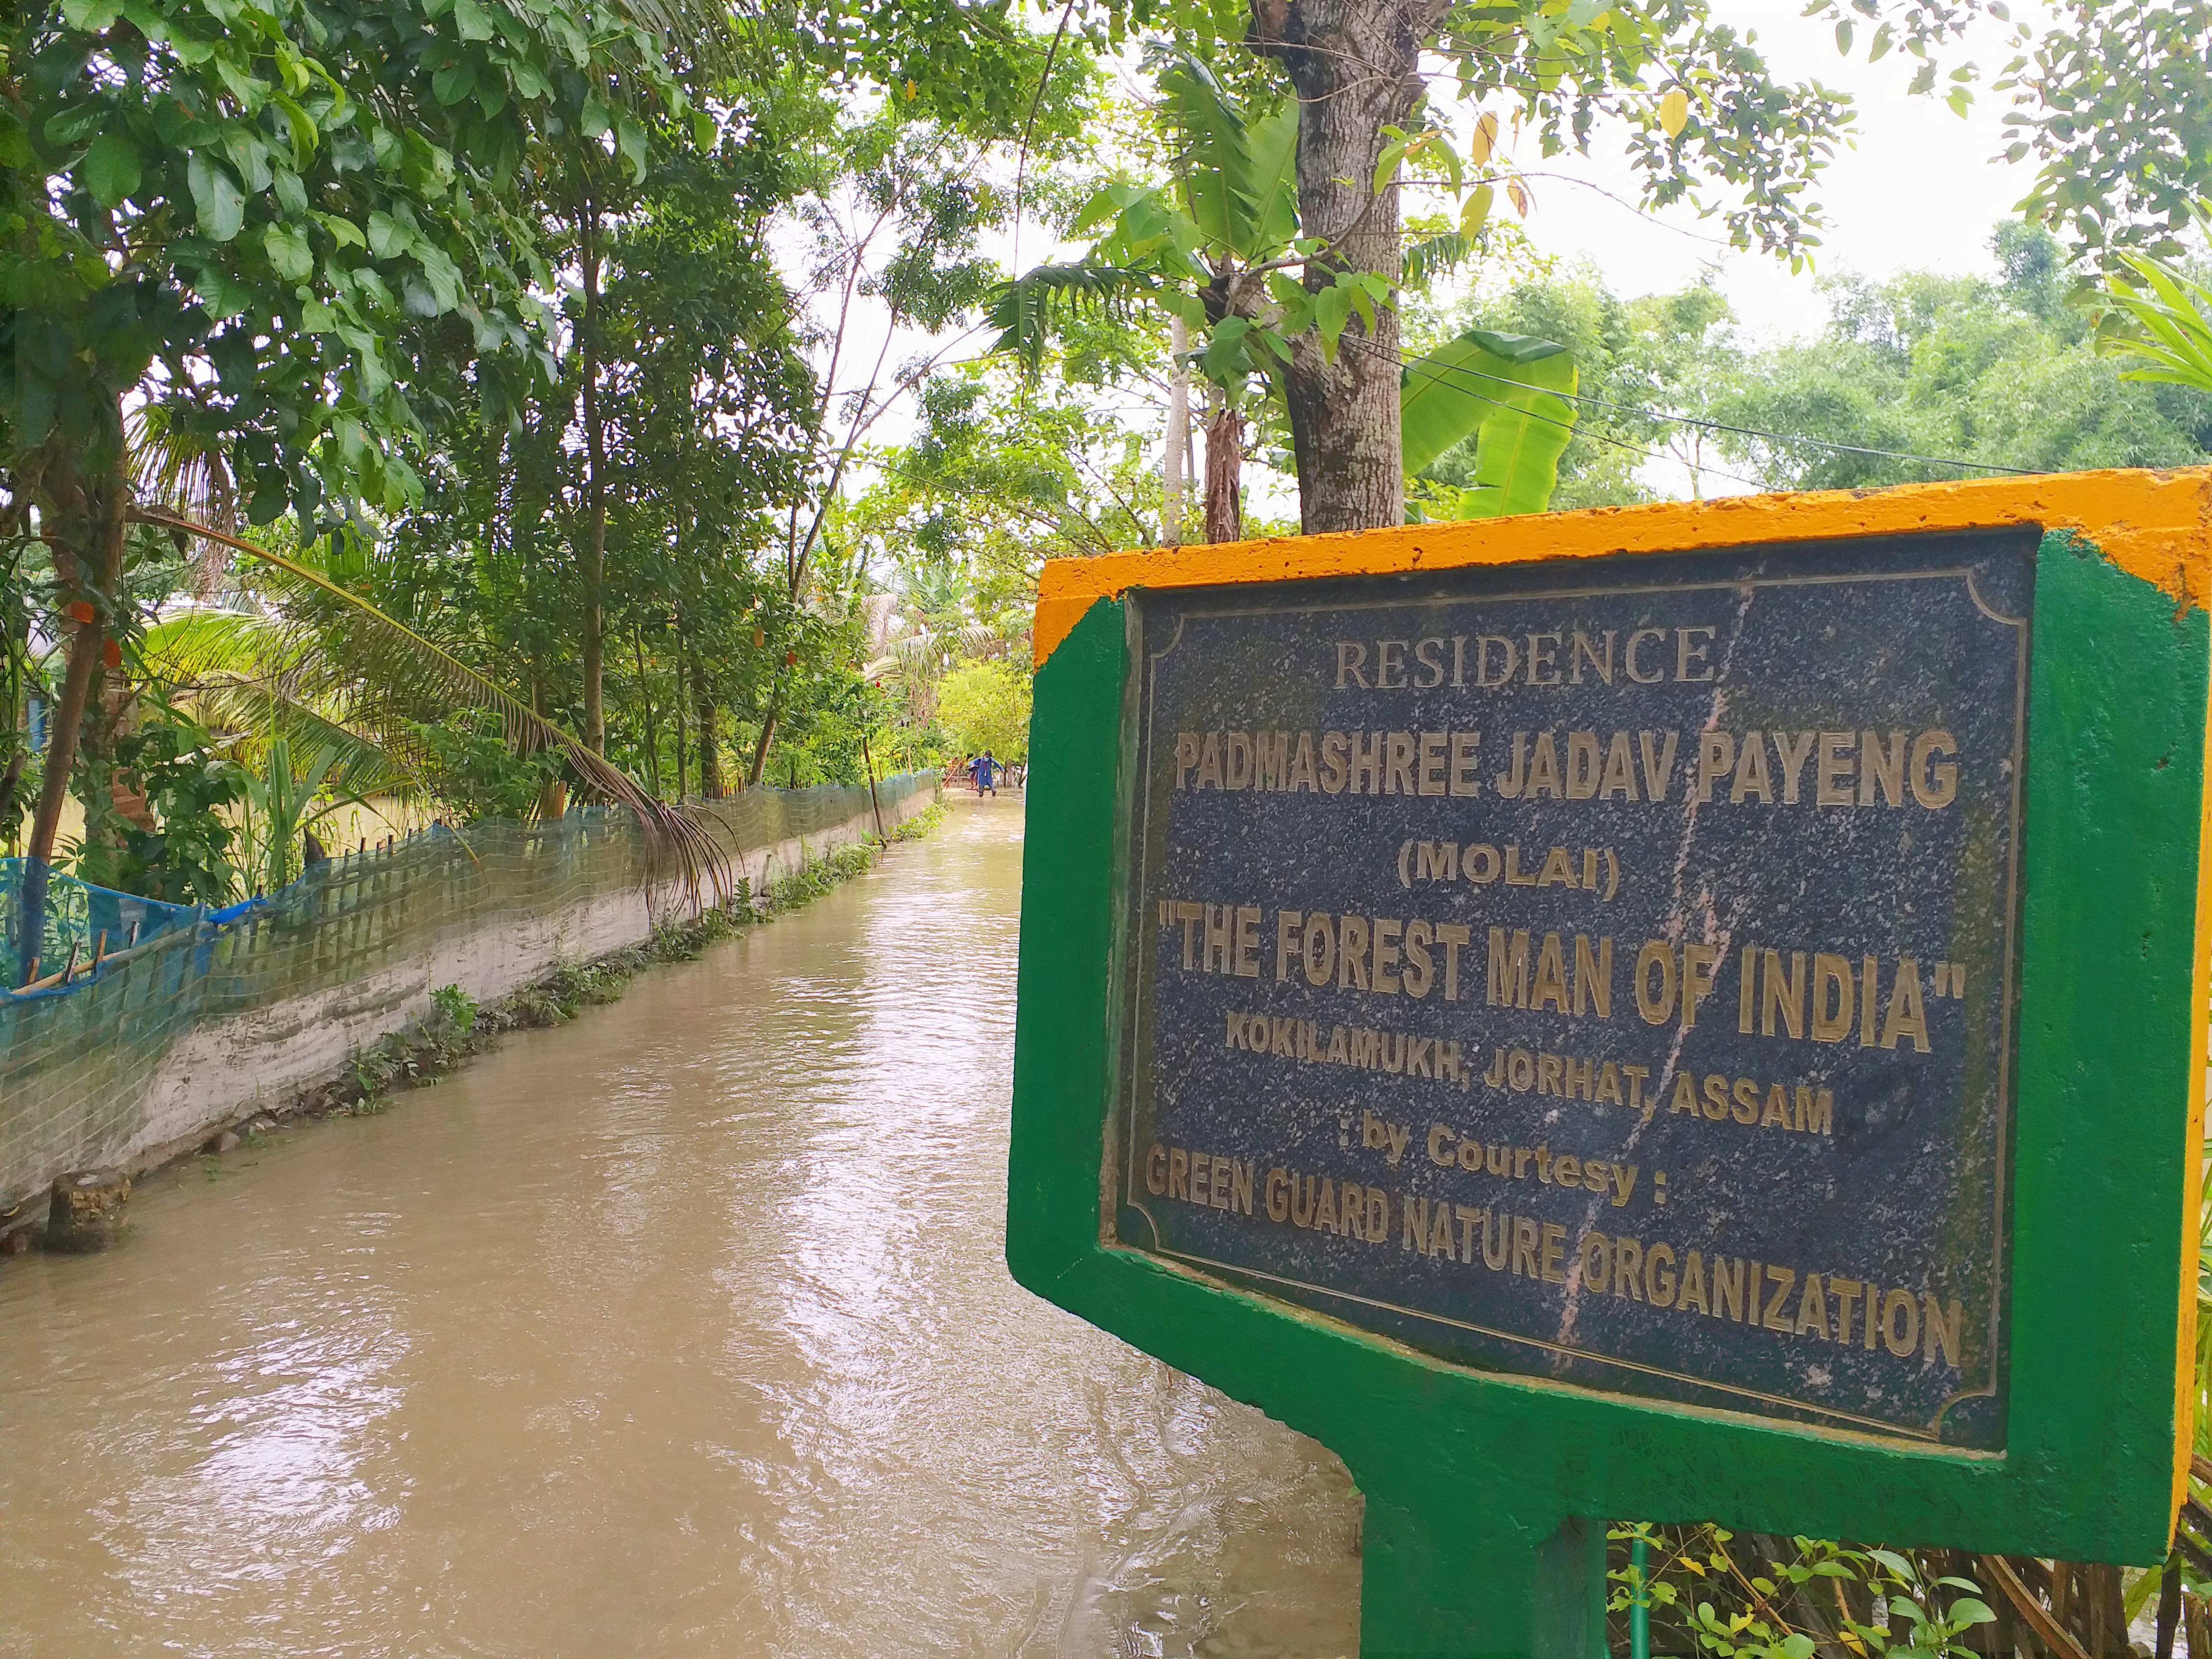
[0,798,1360,1658]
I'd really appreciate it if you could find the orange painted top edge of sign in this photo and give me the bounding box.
[1031,468,2212,669]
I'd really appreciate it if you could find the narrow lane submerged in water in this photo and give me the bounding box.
[0,798,1360,1658]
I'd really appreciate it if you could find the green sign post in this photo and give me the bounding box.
[1007,474,2212,1658]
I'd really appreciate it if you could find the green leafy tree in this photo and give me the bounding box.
[409,710,564,824]
[1715,235,2212,490]
[0,0,685,967]
[935,660,1033,762]
[1807,0,2212,266]
[995,60,1582,535]
[997,0,1855,532]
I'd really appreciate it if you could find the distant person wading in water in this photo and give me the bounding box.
[971,752,998,796]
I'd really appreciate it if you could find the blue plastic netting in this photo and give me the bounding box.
[0,859,202,991]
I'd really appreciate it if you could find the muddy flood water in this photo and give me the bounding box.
[0,798,1361,1658]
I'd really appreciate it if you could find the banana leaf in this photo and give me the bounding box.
[1401,328,1578,518]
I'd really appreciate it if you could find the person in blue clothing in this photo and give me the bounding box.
[971,751,998,796]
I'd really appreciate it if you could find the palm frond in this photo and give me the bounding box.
[988,263,1165,370]
[127,403,239,599]
[129,507,733,908]
[1403,231,1477,291]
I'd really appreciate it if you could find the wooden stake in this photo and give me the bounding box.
[1980,1556,2094,1659]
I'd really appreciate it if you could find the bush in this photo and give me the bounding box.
[78,713,248,906]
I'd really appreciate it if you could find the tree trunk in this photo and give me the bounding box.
[695,661,721,801]
[632,630,659,796]
[577,193,608,756]
[746,700,779,789]
[673,645,688,801]
[21,449,128,983]
[1204,389,1244,542]
[1164,314,1190,543]
[1250,0,1442,533]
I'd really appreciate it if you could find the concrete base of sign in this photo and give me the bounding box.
[1361,1495,1603,1659]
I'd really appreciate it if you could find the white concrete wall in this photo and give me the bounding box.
[112,786,937,1178]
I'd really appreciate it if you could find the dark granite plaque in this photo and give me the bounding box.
[1110,531,2029,1449]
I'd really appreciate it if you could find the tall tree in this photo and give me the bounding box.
[1003,4,1852,531]
[1808,0,2212,265]
[1246,0,1442,531]
[1,0,684,972]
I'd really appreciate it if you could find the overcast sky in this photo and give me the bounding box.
[1520,2,2047,341]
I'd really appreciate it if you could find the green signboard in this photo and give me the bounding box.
[1008,476,2212,1659]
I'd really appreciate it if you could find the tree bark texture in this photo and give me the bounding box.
[746,694,780,789]
[1250,0,1444,533]
[1204,391,1244,543]
[577,196,608,756]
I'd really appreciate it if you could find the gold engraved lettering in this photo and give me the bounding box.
[1234,906,1261,978]
[1349,732,1383,795]
[1624,630,1665,685]
[1525,732,1563,799]
[1303,913,1336,987]
[1598,733,1639,801]
[1418,732,1450,796]
[1639,730,1679,801]
[1676,626,1716,682]
[1571,630,1616,685]
[1859,729,1906,807]
[1635,941,1676,1025]
[1773,731,1816,804]
[1566,731,1602,800]
[1696,731,1735,805]
[1811,953,1853,1042]
[1911,730,1959,807]
[1385,731,1418,796]
[1816,731,1855,806]
[1614,1237,1644,1300]
[1490,929,1532,1009]
[1762,949,1806,1040]
[1450,732,1482,796]
[1731,731,1774,803]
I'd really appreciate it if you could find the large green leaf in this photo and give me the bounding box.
[1401,328,1578,517]
[1159,56,1254,256]
[1157,55,1296,263]
[986,262,1165,371]
[2102,252,2212,395]
[1241,101,1299,256]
